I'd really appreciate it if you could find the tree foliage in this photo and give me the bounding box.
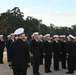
[0,7,76,39]
[0,7,24,37]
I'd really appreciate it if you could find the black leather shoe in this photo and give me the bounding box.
[37,74,41,75]
[0,62,4,64]
[66,72,73,74]
[37,73,41,75]
[58,69,61,71]
[45,70,53,73]
[54,69,57,71]
[54,69,61,71]
[45,71,49,73]
[62,67,67,69]
[33,74,41,75]
[49,70,53,73]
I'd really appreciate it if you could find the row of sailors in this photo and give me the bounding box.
[6,32,76,42]
[0,29,76,75]
[29,33,76,74]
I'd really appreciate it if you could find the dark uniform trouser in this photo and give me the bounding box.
[0,50,4,63]
[33,55,40,74]
[13,69,27,75]
[67,56,74,73]
[54,55,60,70]
[61,53,66,68]
[45,55,52,72]
[40,53,43,65]
[74,55,76,70]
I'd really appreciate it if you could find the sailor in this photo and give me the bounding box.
[59,35,67,69]
[66,34,75,74]
[38,35,44,65]
[74,37,76,70]
[6,33,15,51]
[52,35,61,71]
[30,32,41,75]
[43,34,53,73]
[0,35,5,64]
[8,28,31,75]
[6,33,15,62]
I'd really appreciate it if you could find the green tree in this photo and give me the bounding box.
[71,25,76,36]
[24,16,40,39]
[0,7,24,37]
[39,24,49,35]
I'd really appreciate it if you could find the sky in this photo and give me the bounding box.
[0,0,76,27]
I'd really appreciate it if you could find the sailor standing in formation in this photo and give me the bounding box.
[59,35,67,69]
[30,32,41,75]
[43,34,53,73]
[8,28,31,75]
[52,35,61,71]
[66,35,75,74]
[38,35,44,65]
[0,35,5,64]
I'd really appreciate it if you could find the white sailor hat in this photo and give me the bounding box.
[33,32,39,35]
[7,35,11,38]
[14,28,24,35]
[39,35,43,37]
[45,34,50,37]
[59,35,66,38]
[10,33,14,36]
[69,34,74,39]
[53,35,59,38]
[0,35,3,37]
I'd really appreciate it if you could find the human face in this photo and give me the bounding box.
[46,36,50,41]
[34,34,39,39]
[11,35,15,39]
